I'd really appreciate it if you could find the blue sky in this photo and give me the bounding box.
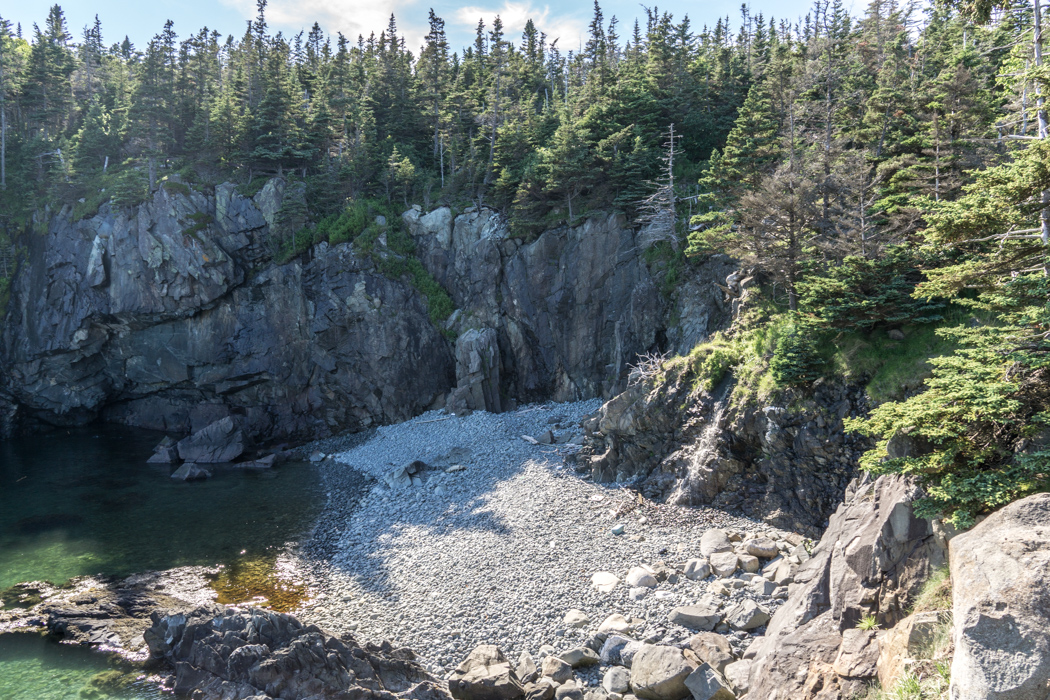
[8,0,846,55]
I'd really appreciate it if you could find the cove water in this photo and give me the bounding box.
[0,424,326,697]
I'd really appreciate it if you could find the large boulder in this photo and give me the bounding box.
[949,492,1050,700]
[447,328,502,415]
[746,475,948,700]
[629,645,696,700]
[449,645,524,700]
[176,416,245,463]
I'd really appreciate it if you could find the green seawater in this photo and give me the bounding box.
[0,425,326,696]
[0,425,322,591]
[0,633,166,699]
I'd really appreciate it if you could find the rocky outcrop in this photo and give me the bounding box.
[744,475,949,699]
[2,191,734,442]
[577,360,868,534]
[146,605,450,700]
[948,492,1050,700]
[404,207,735,403]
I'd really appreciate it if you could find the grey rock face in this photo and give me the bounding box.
[176,416,245,463]
[1,182,453,440]
[145,606,449,700]
[949,492,1050,700]
[745,475,948,700]
[448,328,502,415]
[406,208,692,403]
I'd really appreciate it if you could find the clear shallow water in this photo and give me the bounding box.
[0,633,167,700]
[0,425,323,592]
[0,424,326,697]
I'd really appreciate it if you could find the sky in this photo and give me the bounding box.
[7,0,848,56]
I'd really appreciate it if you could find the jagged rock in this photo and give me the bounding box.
[626,567,658,588]
[524,681,556,700]
[708,553,738,578]
[723,600,769,631]
[682,559,710,581]
[683,664,734,700]
[949,492,1050,700]
[145,606,448,700]
[147,436,179,463]
[597,614,632,636]
[559,648,600,668]
[517,652,538,684]
[737,555,759,574]
[746,475,948,700]
[450,646,525,700]
[555,682,583,700]
[447,328,502,415]
[686,633,733,675]
[876,611,941,689]
[699,530,733,557]
[620,641,646,668]
[832,628,879,679]
[170,463,211,481]
[749,577,777,596]
[669,606,721,632]
[564,610,591,628]
[541,656,572,684]
[603,667,631,695]
[600,635,633,665]
[721,661,750,696]
[175,416,245,463]
[629,645,695,700]
[235,453,276,469]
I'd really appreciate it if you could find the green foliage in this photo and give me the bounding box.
[911,565,952,614]
[856,614,880,631]
[109,163,149,210]
[799,246,947,330]
[769,314,827,386]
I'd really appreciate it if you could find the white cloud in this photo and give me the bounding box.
[452,1,587,52]
[219,0,428,53]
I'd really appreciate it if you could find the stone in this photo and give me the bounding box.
[309,451,326,462]
[875,611,941,689]
[555,683,583,700]
[603,667,631,695]
[611,524,626,536]
[683,664,734,700]
[769,558,797,586]
[564,610,591,628]
[629,587,650,601]
[832,628,879,679]
[668,606,721,632]
[721,661,750,696]
[450,645,525,700]
[887,328,905,340]
[170,463,211,481]
[525,681,557,700]
[699,530,733,557]
[949,492,1050,700]
[384,465,414,490]
[600,635,633,666]
[597,614,632,636]
[619,641,646,668]
[708,553,738,578]
[175,416,245,463]
[748,577,777,597]
[592,572,621,592]
[541,656,572,684]
[235,453,277,469]
[626,567,658,588]
[707,582,729,598]
[723,600,769,631]
[682,559,710,581]
[629,645,695,700]
[686,633,733,675]
[737,555,759,574]
[518,652,538,684]
[559,648,600,668]
[744,538,779,559]
[746,476,949,700]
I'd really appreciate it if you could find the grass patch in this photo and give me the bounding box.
[911,565,952,614]
[857,614,880,630]
[824,308,968,405]
[161,179,192,197]
[236,177,270,198]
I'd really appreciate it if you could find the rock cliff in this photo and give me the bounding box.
[0,184,731,442]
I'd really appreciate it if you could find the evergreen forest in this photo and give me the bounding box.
[0,0,1048,526]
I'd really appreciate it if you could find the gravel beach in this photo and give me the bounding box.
[298,400,799,678]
